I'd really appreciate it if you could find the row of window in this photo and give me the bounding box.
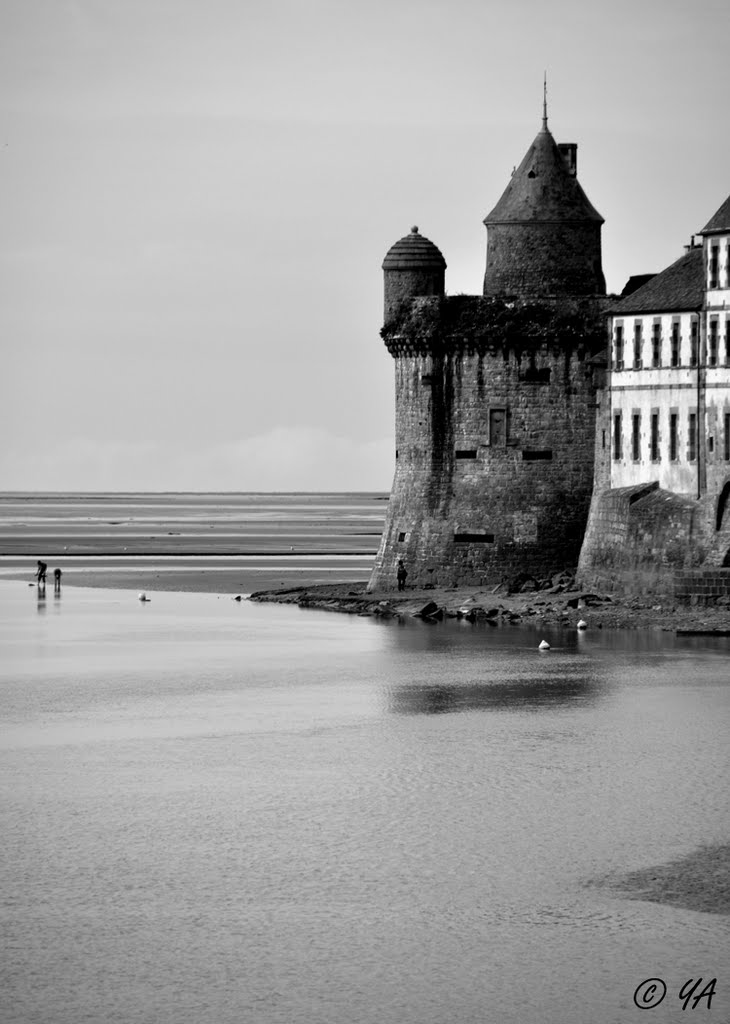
[612,411,730,463]
[613,319,730,370]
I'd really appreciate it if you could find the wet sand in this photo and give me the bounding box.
[0,491,383,594]
[595,843,730,916]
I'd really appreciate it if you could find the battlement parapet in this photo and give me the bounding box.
[381,294,607,359]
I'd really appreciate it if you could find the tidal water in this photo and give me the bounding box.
[1,581,729,1024]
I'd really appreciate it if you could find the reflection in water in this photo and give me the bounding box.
[36,584,46,614]
[389,675,602,714]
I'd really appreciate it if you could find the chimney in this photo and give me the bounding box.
[558,143,577,177]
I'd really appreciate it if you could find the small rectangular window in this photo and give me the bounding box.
[489,408,507,446]
[709,319,719,366]
[455,450,478,460]
[521,450,553,461]
[633,322,642,368]
[454,533,494,544]
[688,412,697,463]
[631,413,641,461]
[398,531,408,542]
[709,245,719,289]
[690,319,699,367]
[420,374,433,385]
[650,412,659,462]
[671,321,680,367]
[613,412,622,461]
[614,325,624,369]
[651,322,661,368]
[670,412,678,462]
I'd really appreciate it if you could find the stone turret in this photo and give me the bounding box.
[369,113,606,593]
[483,115,605,298]
[382,226,446,323]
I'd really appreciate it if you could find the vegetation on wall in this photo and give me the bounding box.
[381,295,607,357]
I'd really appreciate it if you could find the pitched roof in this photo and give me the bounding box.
[699,194,730,235]
[610,247,704,315]
[382,227,446,270]
[484,126,603,225]
[620,273,657,297]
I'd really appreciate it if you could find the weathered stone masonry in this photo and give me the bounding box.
[369,113,608,592]
[369,297,605,589]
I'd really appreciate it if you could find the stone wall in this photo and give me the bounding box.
[369,303,603,590]
[675,569,730,605]
[577,483,710,596]
[483,221,605,297]
[384,268,444,324]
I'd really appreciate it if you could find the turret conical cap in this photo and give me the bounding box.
[484,128,603,225]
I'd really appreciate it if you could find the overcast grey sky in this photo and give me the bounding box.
[1,0,728,491]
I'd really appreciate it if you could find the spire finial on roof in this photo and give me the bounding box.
[542,71,548,132]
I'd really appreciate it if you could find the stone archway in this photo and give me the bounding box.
[716,481,730,532]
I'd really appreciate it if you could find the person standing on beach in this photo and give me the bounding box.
[35,560,47,585]
[397,559,408,592]
[53,567,62,592]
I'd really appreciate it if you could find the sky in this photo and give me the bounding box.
[1,0,728,492]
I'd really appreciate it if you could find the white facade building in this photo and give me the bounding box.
[608,195,730,511]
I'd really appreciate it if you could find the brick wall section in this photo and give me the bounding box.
[369,334,600,590]
[675,569,730,605]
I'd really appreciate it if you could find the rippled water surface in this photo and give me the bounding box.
[1,581,729,1024]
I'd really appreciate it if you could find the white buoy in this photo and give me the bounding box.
[538,639,551,651]
[577,619,588,630]
[138,592,149,602]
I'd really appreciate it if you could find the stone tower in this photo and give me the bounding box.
[382,226,446,322]
[483,110,605,297]
[368,112,607,592]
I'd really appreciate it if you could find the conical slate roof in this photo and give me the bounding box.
[484,127,603,225]
[382,226,446,270]
[699,194,730,235]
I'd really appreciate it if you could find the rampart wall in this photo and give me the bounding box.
[369,296,605,590]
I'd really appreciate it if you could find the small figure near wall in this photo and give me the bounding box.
[397,559,408,592]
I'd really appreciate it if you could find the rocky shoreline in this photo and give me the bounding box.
[249,576,730,634]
